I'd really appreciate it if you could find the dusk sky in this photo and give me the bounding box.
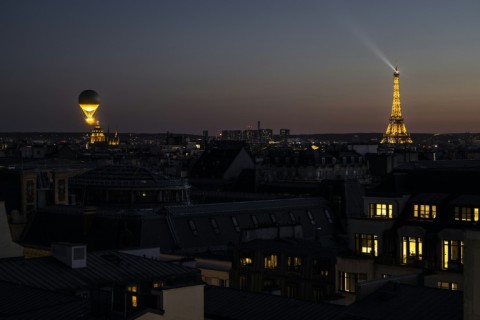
[1,0,479,134]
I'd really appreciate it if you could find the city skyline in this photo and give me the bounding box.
[1,0,479,134]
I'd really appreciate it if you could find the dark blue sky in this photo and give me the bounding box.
[1,0,479,134]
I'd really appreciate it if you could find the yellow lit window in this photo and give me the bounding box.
[127,285,137,293]
[413,204,436,219]
[287,256,302,272]
[442,240,464,270]
[355,234,378,256]
[402,236,422,264]
[240,257,253,266]
[438,281,458,291]
[369,203,393,218]
[131,295,137,308]
[264,254,278,269]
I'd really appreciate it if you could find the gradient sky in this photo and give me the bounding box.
[1,0,479,134]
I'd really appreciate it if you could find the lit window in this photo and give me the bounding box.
[369,203,393,218]
[287,256,302,272]
[264,254,278,269]
[454,206,479,222]
[188,220,198,236]
[231,216,240,232]
[127,285,137,293]
[413,204,436,219]
[438,281,458,291]
[442,240,464,270]
[355,234,378,256]
[339,272,366,293]
[127,285,138,308]
[152,281,163,289]
[402,236,423,264]
[240,254,253,266]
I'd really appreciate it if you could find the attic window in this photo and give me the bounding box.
[270,213,277,224]
[307,210,316,225]
[251,215,259,228]
[231,217,240,232]
[289,212,296,223]
[188,220,198,236]
[324,210,333,224]
[210,218,220,234]
[413,204,436,219]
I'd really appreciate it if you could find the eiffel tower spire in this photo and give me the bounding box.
[380,66,413,144]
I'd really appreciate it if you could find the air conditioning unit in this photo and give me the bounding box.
[52,243,87,269]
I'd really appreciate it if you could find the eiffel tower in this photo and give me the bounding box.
[380,66,413,144]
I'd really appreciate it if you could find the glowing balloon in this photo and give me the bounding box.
[79,90,100,125]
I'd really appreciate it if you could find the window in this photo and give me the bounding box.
[239,253,253,267]
[313,259,329,277]
[442,240,464,270]
[325,209,333,223]
[270,213,277,224]
[287,256,302,272]
[239,276,247,290]
[127,285,138,308]
[210,218,220,234]
[264,254,278,269]
[286,284,298,298]
[355,234,378,256]
[339,272,366,293]
[413,204,437,219]
[289,212,296,223]
[231,216,240,232]
[438,281,458,291]
[153,281,164,289]
[188,220,198,236]
[369,203,393,218]
[455,207,479,222]
[251,215,259,228]
[313,286,328,301]
[307,210,316,225]
[402,236,423,264]
[263,278,278,291]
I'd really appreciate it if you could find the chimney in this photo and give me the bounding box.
[52,243,87,268]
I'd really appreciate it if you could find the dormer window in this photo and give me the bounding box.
[369,203,393,218]
[413,204,436,219]
[454,207,479,222]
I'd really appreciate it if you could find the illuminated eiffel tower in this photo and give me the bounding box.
[380,66,413,144]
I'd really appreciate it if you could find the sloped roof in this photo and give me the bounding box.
[69,165,184,188]
[164,198,328,216]
[0,281,90,320]
[0,251,201,292]
[343,283,462,320]
[205,286,346,320]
